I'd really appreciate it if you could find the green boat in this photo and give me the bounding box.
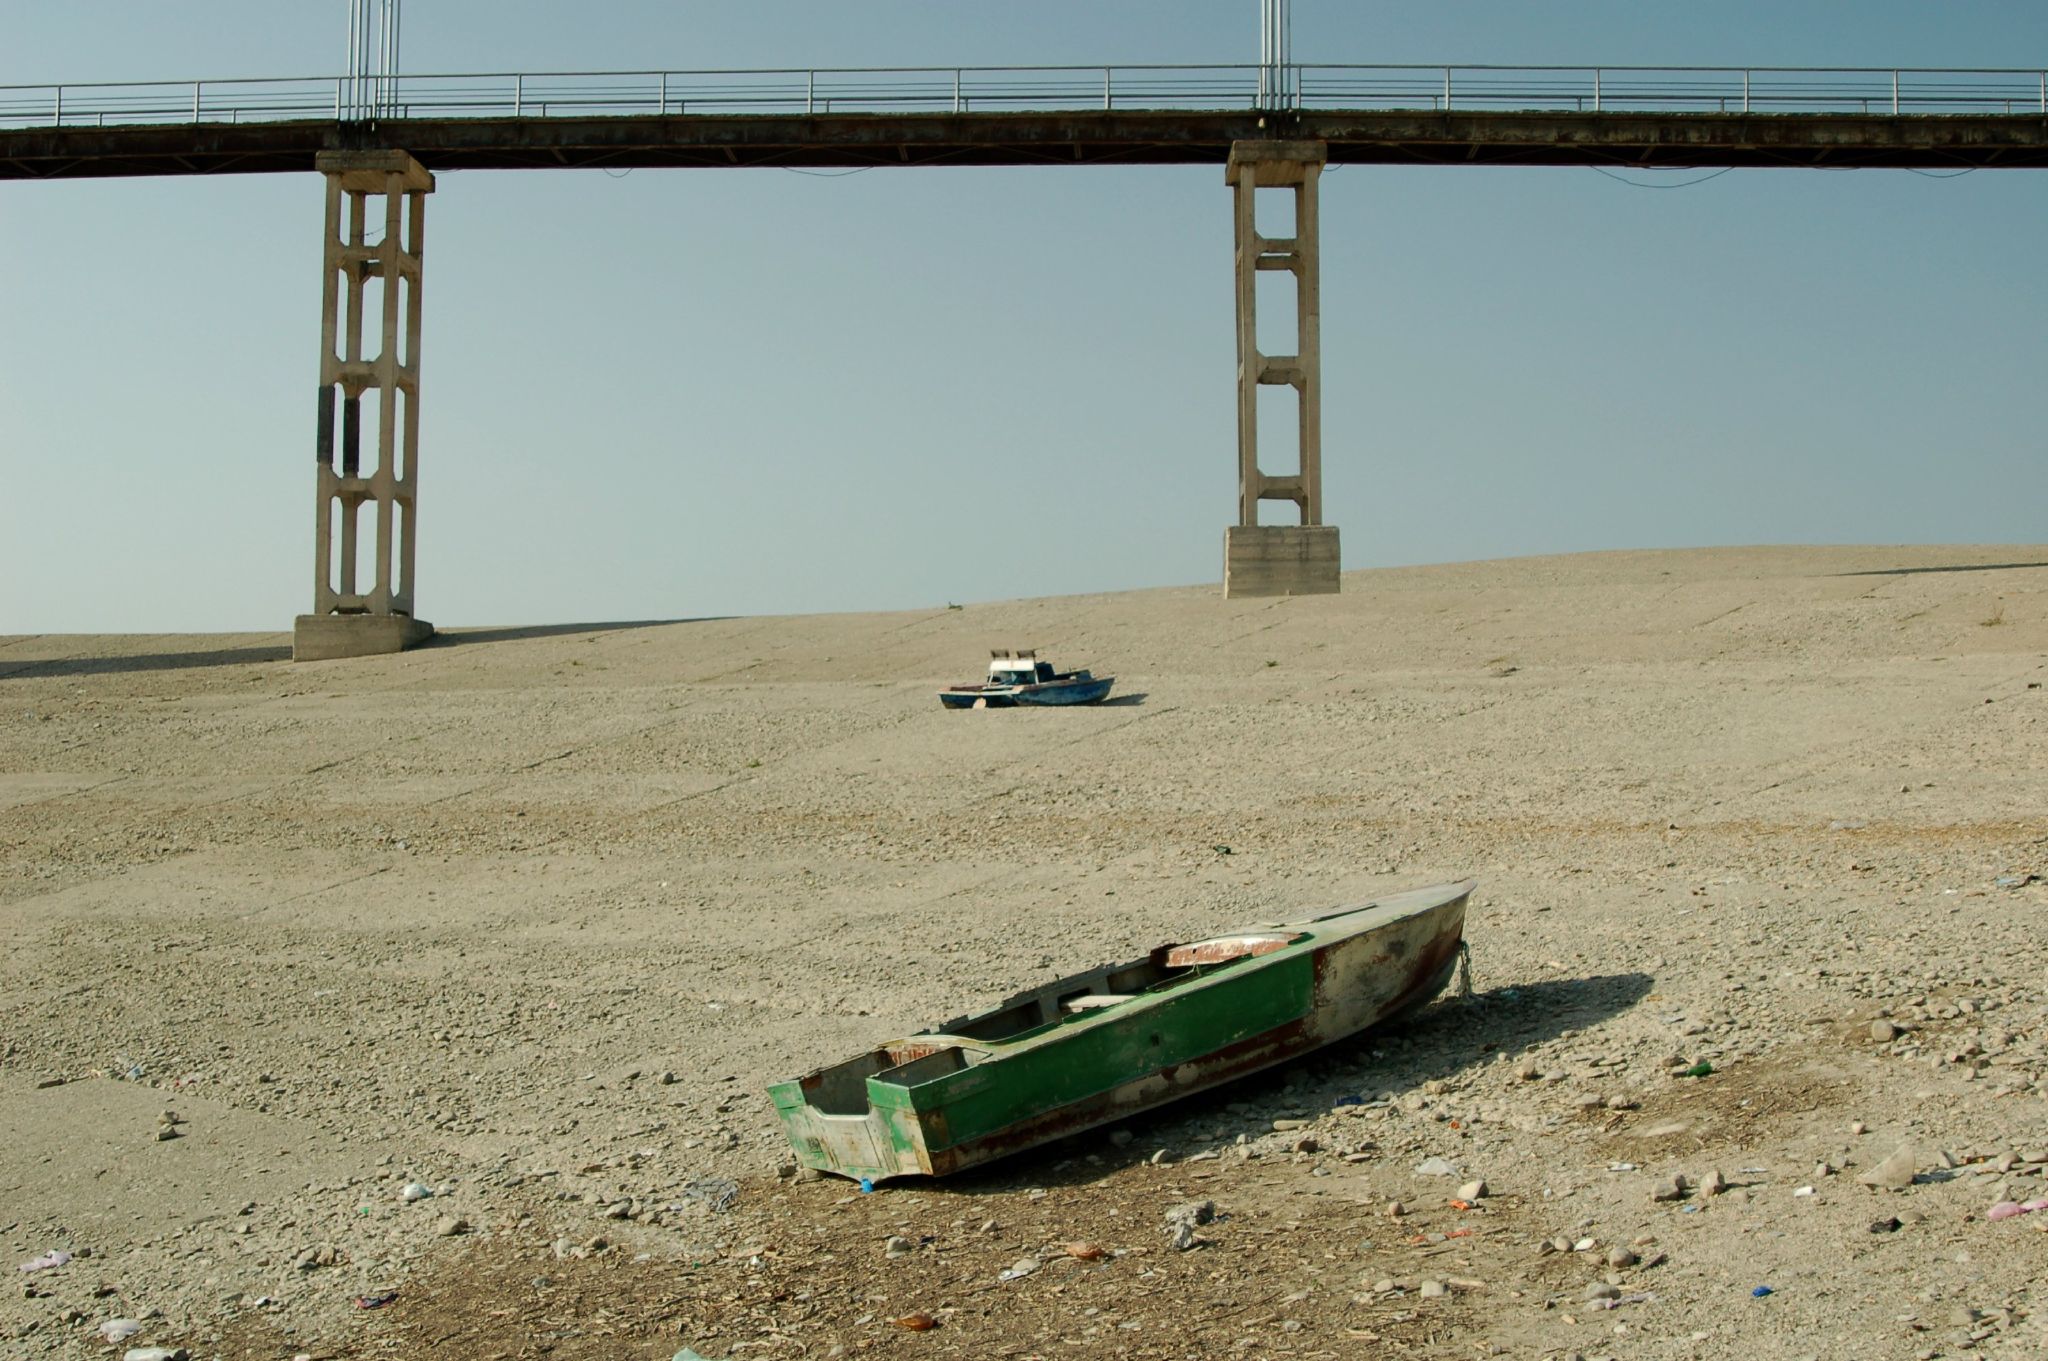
[769,879,1474,1182]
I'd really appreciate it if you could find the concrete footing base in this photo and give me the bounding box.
[293,613,435,661]
[1224,525,1341,598]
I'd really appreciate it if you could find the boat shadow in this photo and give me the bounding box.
[1100,692,1148,707]
[935,971,1655,1195]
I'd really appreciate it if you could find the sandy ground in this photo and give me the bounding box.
[2,543,2046,1361]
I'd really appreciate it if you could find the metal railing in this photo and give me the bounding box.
[5,63,2048,130]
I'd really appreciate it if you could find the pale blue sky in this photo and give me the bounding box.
[3,3,2045,632]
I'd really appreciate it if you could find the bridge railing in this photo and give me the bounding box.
[5,64,2048,130]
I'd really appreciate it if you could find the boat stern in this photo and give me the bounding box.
[769,1044,980,1182]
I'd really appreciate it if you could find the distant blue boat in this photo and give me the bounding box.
[940,649,1114,709]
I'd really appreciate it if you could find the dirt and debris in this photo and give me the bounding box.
[3,544,2047,1359]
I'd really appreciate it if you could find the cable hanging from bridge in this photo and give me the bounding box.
[1590,166,1735,189]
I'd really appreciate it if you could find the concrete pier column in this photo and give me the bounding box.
[294,150,435,661]
[1223,140,1340,597]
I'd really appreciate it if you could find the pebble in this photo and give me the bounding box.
[1457,1179,1489,1201]
[1419,1279,1448,1298]
[1415,1156,1460,1177]
[1871,1020,1900,1043]
[998,1257,1040,1282]
[401,1182,434,1203]
[1699,1170,1728,1197]
[1163,1200,1215,1251]
[1583,1282,1621,1302]
[434,1216,468,1237]
[884,1236,914,1259]
[1860,1145,1920,1190]
[1651,1174,1690,1202]
[1607,1247,1638,1269]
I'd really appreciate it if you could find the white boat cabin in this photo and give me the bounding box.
[988,649,1057,686]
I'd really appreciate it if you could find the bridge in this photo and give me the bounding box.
[9,57,2048,656]
[10,65,2048,176]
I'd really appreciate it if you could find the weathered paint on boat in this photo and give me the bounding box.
[768,879,1473,1182]
[938,674,1114,708]
[938,648,1114,708]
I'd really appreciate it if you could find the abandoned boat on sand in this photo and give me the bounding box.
[939,649,1113,708]
[769,879,1475,1182]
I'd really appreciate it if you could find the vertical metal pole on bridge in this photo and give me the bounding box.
[1258,0,1293,111]
[342,0,401,122]
[1223,140,1339,598]
[297,151,435,661]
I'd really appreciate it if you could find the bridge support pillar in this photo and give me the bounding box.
[294,150,435,661]
[1223,140,1340,598]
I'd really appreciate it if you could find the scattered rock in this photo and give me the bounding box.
[1860,1146,1921,1190]
[1870,1020,1899,1043]
[1415,1156,1460,1177]
[1419,1279,1448,1298]
[1700,1170,1728,1197]
[1457,1179,1489,1201]
[1652,1174,1690,1202]
[1163,1200,1215,1251]
[998,1257,1040,1282]
[1608,1246,1638,1269]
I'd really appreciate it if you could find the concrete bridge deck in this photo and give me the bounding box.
[8,107,2048,179]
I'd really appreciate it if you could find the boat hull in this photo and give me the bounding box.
[938,675,1114,708]
[769,879,1472,1181]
